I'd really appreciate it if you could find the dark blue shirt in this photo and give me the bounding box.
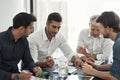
[110,32,120,79]
[0,27,36,80]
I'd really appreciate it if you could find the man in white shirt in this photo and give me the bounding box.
[77,15,113,62]
[28,12,82,75]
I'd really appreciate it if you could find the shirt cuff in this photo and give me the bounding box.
[96,54,101,60]
[96,54,106,61]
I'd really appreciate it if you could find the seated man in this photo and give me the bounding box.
[82,11,120,80]
[28,12,82,75]
[77,15,113,63]
[0,12,41,80]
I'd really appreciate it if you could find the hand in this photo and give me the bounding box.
[82,62,96,75]
[86,54,97,60]
[85,57,95,63]
[33,66,42,76]
[86,53,91,58]
[73,57,83,68]
[46,56,54,68]
[77,47,88,56]
[86,60,97,69]
[80,56,95,63]
[80,56,87,62]
[19,71,32,80]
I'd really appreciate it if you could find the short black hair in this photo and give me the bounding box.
[13,12,36,29]
[47,12,62,23]
[96,11,120,32]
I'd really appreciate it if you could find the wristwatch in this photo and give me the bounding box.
[13,75,19,80]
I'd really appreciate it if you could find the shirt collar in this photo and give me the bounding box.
[115,32,120,42]
[42,27,57,41]
[7,27,15,41]
[42,27,48,41]
[7,26,25,42]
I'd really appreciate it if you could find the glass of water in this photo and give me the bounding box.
[58,60,68,77]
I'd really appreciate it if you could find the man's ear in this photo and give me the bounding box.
[19,26,25,32]
[106,26,114,34]
[46,21,51,26]
[46,22,49,27]
[110,28,114,32]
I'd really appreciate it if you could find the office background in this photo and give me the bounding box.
[0,0,120,57]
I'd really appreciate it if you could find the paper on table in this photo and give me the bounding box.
[53,66,77,74]
[68,66,77,74]
[66,75,79,80]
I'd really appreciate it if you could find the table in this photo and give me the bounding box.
[31,67,93,80]
[50,59,104,80]
[51,65,93,80]
[31,58,103,80]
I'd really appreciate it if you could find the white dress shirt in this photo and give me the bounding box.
[77,29,114,61]
[28,28,75,62]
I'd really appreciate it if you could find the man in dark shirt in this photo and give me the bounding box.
[0,12,41,80]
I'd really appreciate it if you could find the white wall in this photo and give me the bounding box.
[68,0,120,51]
[0,0,25,32]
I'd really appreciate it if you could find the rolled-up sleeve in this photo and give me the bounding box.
[59,43,75,61]
[96,39,113,61]
[59,35,76,61]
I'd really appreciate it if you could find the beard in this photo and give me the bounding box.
[49,32,57,38]
[48,30,57,37]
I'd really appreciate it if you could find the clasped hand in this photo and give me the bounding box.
[45,56,54,68]
[17,67,42,80]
